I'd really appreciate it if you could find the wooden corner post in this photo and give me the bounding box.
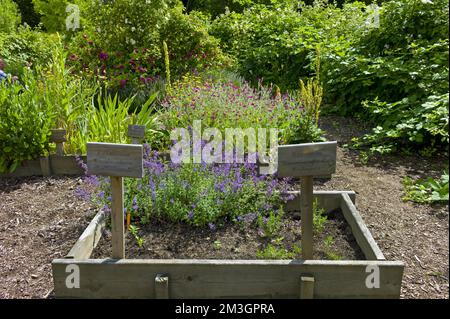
[278,141,337,260]
[128,125,146,145]
[87,142,143,259]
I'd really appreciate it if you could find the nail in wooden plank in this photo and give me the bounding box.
[155,274,169,299]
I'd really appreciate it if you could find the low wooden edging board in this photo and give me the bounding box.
[52,191,404,299]
[0,155,86,177]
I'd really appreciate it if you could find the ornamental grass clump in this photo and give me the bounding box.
[76,145,294,230]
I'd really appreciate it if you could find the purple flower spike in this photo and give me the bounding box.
[208,223,216,231]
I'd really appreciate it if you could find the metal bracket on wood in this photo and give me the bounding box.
[154,273,169,299]
[300,275,315,299]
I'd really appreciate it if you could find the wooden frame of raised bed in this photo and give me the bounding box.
[51,190,404,299]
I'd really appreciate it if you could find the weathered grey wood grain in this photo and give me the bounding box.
[300,176,314,259]
[50,129,67,143]
[284,190,356,213]
[300,275,315,299]
[128,125,146,138]
[52,259,404,299]
[66,211,106,260]
[277,142,337,177]
[340,193,385,260]
[87,142,143,178]
[40,157,51,176]
[50,155,84,175]
[111,176,125,259]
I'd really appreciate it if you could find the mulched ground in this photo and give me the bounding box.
[0,115,448,298]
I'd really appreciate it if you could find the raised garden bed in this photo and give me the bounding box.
[52,190,404,298]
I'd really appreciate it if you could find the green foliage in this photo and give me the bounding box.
[69,92,161,154]
[403,171,449,204]
[322,235,341,260]
[160,73,324,150]
[313,198,327,233]
[32,0,68,32]
[0,71,55,172]
[0,25,59,77]
[84,152,291,228]
[257,207,284,238]
[256,243,301,259]
[0,0,21,33]
[324,0,449,153]
[129,224,144,247]
[211,1,368,90]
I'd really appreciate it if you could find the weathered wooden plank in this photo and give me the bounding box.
[128,125,146,138]
[50,129,67,143]
[155,274,169,299]
[51,259,404,299]
[340,193,385,260]
[87,142,143,178]
[111,176,125,259]
[40,157,51,176]
[277,142,337,177]
[0,159,42,177]
[49,155,85,175]
[300,275,315,299]
[66,211,106,260]
[300,176,314,259]
[284,190,356,213]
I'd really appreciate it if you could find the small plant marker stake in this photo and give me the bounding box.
[300,176,314,259]
[278,141,337,260]
[87,142,143,259]
[128,124,146,145]
[50,129,67,156]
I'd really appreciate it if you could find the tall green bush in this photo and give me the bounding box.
[0,0,21,33]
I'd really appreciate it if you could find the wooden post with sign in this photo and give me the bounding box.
[50,129,67,156]
[278,141,337,260]
[87,142,143,259]
[128,125,146,144]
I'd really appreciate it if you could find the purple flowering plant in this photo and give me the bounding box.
[76,145,294,230]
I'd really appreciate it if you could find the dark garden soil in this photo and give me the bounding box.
[0,115,448,299]
[91,208,364,261]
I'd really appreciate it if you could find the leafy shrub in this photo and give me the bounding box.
[0,71,55,172]
[159,73,323,149]
[32,0,68,32]
[323,0,449,153]
[77,146,293,228]
[211,1,368,90]
[0,0,21,33]
[67,2,226,98]
[403,171,449,204]
[0,25,59,77]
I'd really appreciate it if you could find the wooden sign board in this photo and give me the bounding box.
[87,142,143,178]
[50,129,67,143]
[277,141,337,177]
[127,125,146,138]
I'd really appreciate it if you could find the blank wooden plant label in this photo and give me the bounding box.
[277,141,337,177]
[87,142,143,178]
[127,125,146,139]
